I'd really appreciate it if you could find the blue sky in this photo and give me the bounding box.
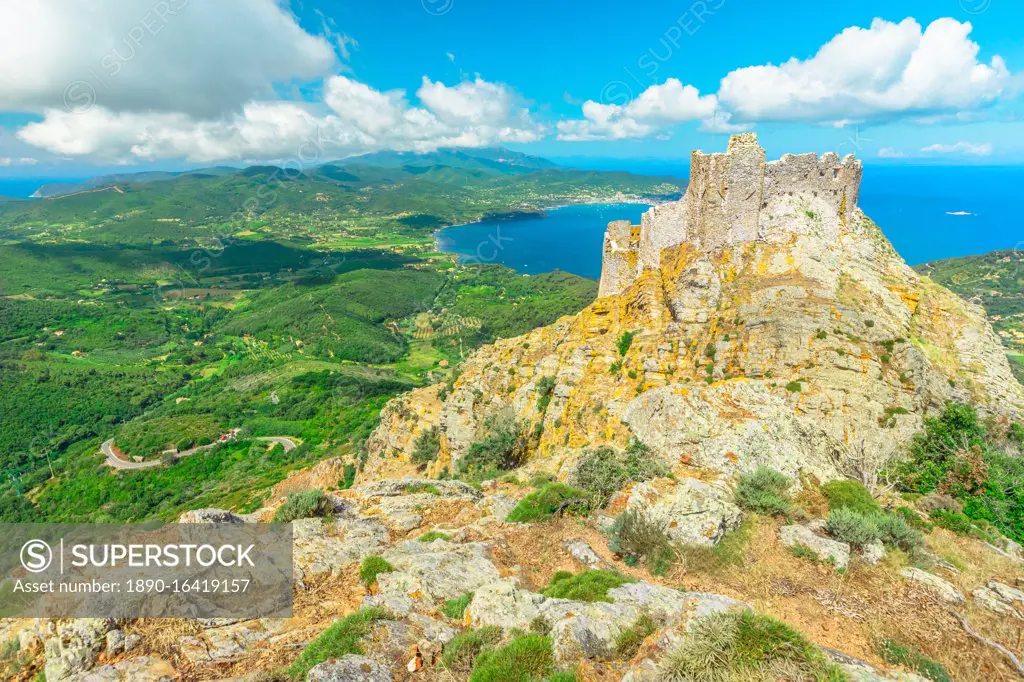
[1,0,1021,175]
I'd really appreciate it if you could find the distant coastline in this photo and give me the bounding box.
[434,201,652,278]
[433,194,670,249]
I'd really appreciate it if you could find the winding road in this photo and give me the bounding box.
[102,435,299,470]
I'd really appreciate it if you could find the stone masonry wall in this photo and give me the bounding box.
[597,133,863,298]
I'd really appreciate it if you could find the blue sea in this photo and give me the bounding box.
[437,165,1024,275]
[0,177,85,199]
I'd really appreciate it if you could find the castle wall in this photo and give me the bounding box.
[598,220,640,298]
[596,133,863,298]
[762,152,862,221]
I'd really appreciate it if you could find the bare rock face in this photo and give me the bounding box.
[366,133,1023,498]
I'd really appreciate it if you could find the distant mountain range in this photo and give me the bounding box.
[27,148,563,199]
[30,167,238,198]
[0,147,681,248]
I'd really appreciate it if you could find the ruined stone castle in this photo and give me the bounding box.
[599,133,863,297]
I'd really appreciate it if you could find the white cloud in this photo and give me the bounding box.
[3,1,539,163]
[717,18,1009,125]
[0,157,39,167]
[0,0,337,118]
[18,77,541,163]
[920,141,993,156]
[698,110,750,134]
[877,147,907,158]
[557,78,717,141]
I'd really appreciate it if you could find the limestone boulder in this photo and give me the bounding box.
[466,581,546,630]
[371,541,501,609]
[779,524,851,569]
[972,580,1024,619]
[899,568,965,604]
[860,540,886,565]
[293,516,390,580]
[43,619,115,681]
[306,655,393,682]
[623,477,742,547]
[563,539,602,568]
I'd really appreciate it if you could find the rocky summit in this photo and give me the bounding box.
[367,133,1023,484]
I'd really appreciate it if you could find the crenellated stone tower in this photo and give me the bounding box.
[599,133,862,297]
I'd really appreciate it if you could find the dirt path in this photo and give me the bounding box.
[102,435,299,470]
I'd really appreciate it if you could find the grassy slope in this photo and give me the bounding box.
[0,152,617,522]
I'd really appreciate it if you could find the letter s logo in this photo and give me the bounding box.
[20,540,53,573]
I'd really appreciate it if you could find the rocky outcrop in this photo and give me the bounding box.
[43,619,115,681]
[972,580,1024,618]
[306,655,393,681]
[466,579,748,663]
[779,524,851,569]
[620,477,742,546]
[900,567,965,604]
[177,508,244,524]
[366,133,1023,488]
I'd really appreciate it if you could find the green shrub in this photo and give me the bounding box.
[874,513,923,552]
[469,634,557,682]
[338,462,357,490]
[877,638,952,682]
[785,380,802,393]
[536,376,556,413]
[929,509,999,543]
[656,610,844,682]
[406,482,441,495]
[506,482,589,523]
[417,530,450,543]
[286,607,390,679]
[735,467,792,516]
[1009,422,1024,445]
[618,331,636,356]
[893,505,932,531]
[542,570,632,602]
[457,412,532,482]
[614,614,657,659]
[441,592,473,619]
[574,441,666,508]
[272,489,335,523]
[411,426,441,466]
[825,507,881,548]
[441,626,503,673]
[359,555,394,588]
[607,508,677,574]
[821,479,881,515]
